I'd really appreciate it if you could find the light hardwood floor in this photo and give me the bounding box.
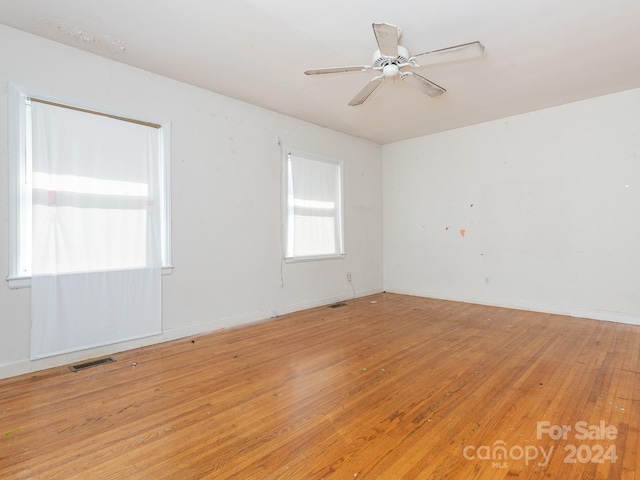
[1,293,639,479]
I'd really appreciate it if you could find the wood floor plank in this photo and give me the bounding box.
[1,293,639,479]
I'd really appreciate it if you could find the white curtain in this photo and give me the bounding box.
[286,153,342,258]
[30,101,162,359]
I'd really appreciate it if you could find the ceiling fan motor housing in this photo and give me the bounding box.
[373,45,410,68]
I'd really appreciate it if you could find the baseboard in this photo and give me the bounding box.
[384,287,640,326]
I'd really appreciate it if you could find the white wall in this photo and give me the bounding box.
[383,88,640,324]
[0,25,383,378]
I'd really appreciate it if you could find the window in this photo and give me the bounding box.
[285,149,344,261]
[7,84,172,288]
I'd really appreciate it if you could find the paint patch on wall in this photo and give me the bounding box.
[38,16,128,54]
[460,229,466,238]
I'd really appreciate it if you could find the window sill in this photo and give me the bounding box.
[284,254,345,264]
[6,266,175,289]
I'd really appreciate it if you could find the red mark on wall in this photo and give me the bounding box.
[460,229,466,238]
[445,226,449,231]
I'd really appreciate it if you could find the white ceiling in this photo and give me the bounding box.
[1,0,640,144]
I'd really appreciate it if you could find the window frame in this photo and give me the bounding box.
[283,147,345,263]
[6,83,173,288]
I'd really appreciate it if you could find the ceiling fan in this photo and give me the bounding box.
[304,23,485,106]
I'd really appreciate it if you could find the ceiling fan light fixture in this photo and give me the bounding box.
[382,64,399,78]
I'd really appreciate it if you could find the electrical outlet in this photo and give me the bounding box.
[347,272,352,282]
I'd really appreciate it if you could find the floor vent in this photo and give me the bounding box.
[69,357,116,372]
[329,302,348,308]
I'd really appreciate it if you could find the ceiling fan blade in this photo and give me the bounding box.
[349,76,384,106]
[413,41,485,66]
[305,65,371,75]
[372,23,399,58]
[401,72,446,97]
